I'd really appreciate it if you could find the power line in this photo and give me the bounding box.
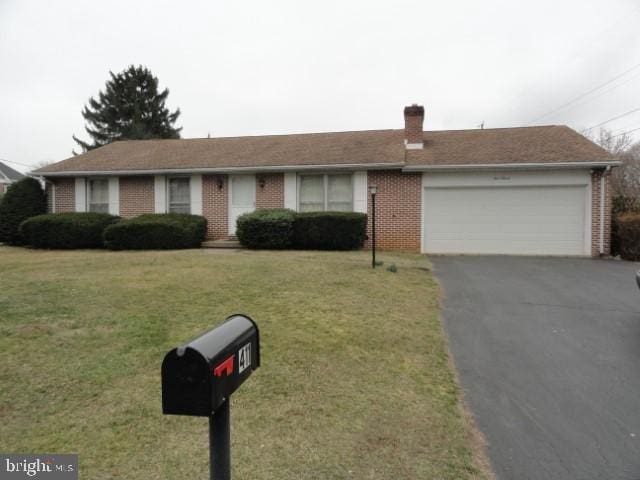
[612,126,640,138]
[0,158,34,169]
[527,61,640,124]
[584,106,640,132]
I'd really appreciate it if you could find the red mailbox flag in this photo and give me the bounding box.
[213,355,235,377]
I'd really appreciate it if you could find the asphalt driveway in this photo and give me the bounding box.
[432,256,640,480]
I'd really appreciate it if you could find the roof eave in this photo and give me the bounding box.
[32,162,406,177]
[402,161,622,172]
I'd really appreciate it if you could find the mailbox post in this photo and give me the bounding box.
[162,314,260,480]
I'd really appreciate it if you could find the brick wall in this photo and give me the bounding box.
[119,176,155,218]
[255,173,284,209]
[203,175,228,240]
[591,169,612,256]
[51,177,75,213]
[366,170,422,252]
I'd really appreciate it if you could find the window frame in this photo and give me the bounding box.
[297,173,354,212]
[87,177,110,213]
[167,176,191,214]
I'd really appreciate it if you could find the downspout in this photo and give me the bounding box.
[599,166,611,255]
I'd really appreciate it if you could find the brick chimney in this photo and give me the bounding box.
[404,104,424,149]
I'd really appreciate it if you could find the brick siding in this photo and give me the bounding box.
[51,177,75,213]
[255,173,284,209]
[366,170,422,252]
[591,169,612,256]
[203,175,228,240]
[119,176,155,218]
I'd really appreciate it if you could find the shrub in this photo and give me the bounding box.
[611,195,640,256]
[293,212,367,250]
[20,212,120,249]
[0,177,47,245]
[236,208,296,249]
[617,214,640,260]
[103,213,207,250]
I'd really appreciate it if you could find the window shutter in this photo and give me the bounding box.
[353,171,368,213]
[108,177,119,215]
[284,172,297,210]
[75,177,86,212]
[154,176,167,213]
[190,175,203,215]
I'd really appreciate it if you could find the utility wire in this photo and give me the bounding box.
[527,61,640,124]
[0,158,35,169]
[584,106,640,132]
[612,126,640,138]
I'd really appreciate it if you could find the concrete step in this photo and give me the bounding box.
[202,239,244,249]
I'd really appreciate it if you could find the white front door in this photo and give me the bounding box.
[229,175,256,235]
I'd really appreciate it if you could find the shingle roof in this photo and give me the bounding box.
[0,161,25,181]
[34,125,615,175]
[406,125,617,167]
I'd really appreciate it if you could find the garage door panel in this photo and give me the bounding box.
[423,185,587,255]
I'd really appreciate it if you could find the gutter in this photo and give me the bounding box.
[402,161,622,172]
[31,162,406,177]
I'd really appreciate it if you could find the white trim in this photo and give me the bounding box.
[353,171,368,213]
[283,172,297,210]
[108,177,119,215]
[405,144,424,150]
[404,161,621,172]
[190,174,203,215]
[74,177,86,212]
[33,162,405,177]
[154,175,167,213]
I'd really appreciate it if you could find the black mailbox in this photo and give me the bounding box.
[162,314,260,417]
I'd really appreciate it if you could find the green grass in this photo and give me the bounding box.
[0,247,489,479]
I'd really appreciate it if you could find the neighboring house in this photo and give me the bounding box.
[33,105,620,256]
[0,161,25,195]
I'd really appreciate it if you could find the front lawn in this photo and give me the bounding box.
[0,247,489,479]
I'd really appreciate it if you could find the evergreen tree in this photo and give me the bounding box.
[0,177,47,245]
[73,65,182,153]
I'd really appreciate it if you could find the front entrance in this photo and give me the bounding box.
[228,175,256,235]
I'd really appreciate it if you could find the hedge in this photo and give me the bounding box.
[0,177,47,245]
[236,209,296,249]
[103,213,207,250]
[293,212,368,250]
[617,214,640,260]
[20,213,120,249]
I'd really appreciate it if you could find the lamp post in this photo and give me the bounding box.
[369,185,378,268]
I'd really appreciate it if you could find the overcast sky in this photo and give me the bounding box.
[1,0,639,172]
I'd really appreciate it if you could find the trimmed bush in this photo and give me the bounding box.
[0,177,47,245]
[617,214,640,260]
[236,208,296,249]
[293,212,367,250]
[103,213,207,250]
[20,213,120,249]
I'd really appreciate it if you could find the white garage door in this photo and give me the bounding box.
[423,184,588,255]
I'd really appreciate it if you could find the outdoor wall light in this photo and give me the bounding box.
[216,176,224,190]
[258,176,266,189]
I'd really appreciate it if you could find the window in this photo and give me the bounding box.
[88,179,109,213]
[168,177,191,214]
[298,174,353,212]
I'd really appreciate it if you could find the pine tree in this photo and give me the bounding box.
[72,65,182,154]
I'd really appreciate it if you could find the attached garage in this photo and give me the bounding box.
[422,170,592,256]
